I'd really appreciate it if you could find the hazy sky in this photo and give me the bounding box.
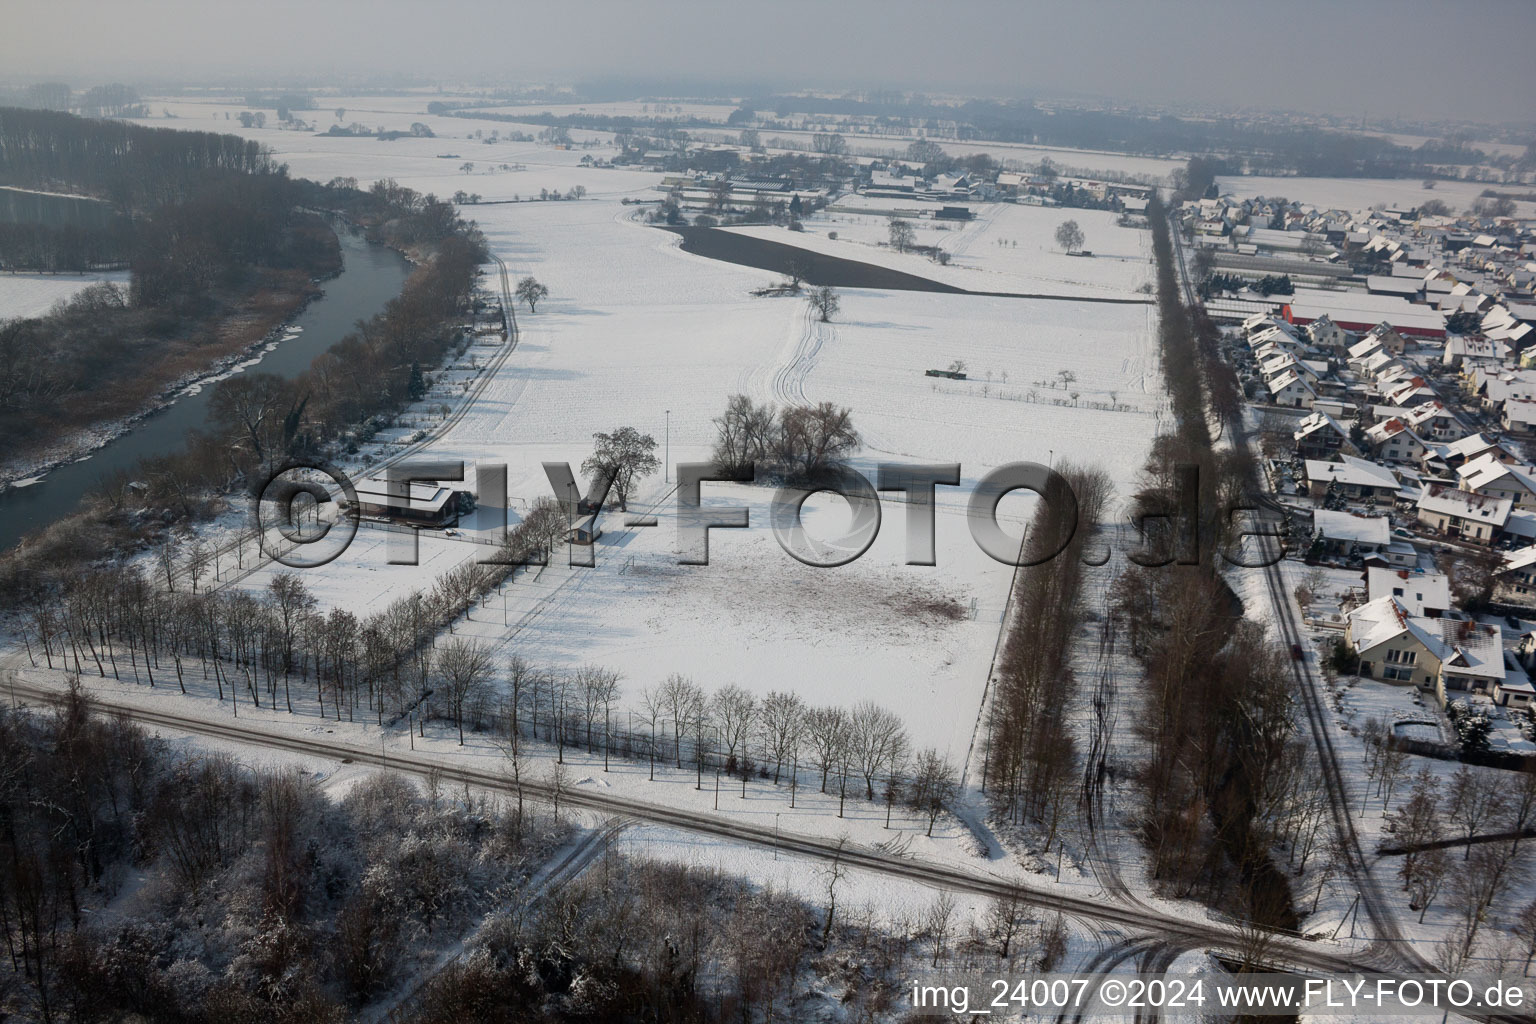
[5,0,1535,125]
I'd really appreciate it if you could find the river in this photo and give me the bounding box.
[0,228,412,550]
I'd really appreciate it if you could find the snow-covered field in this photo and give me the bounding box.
[729,199,1155,298]
[0,270,127,319]
[112,107,1162,754]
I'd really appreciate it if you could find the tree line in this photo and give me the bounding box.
[0,106,274,211]
[983,465,1111,853]
[14,547,964,837]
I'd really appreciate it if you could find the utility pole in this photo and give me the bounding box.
[665,409,671,483]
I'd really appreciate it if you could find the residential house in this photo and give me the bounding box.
[1304,455,1401,503]
[1496,547,1536,611]
[1415,485,1512,543]
[1345,596,1443,686]
[1364,417,1427,464]
[1345,597,1505,702]
[1504,399,1536,436]
[1304,314,1351,352]
[1293,410,1356,459]
[1268,370,1319,409]
[1421,432,1519,475]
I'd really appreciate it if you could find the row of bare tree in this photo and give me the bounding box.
[983,464,1111,852]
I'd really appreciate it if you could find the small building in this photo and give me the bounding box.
[934,205,974,221]
[354,478,471,527]
[568,513,602,546]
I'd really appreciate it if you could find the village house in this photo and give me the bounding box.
[1268,369,1319,408]
[1503,399,1536,436]
[1293,409,1356,458]
[1496,547,1536,612]
[1421,432,1521,475]
[1415,485,1511,543]
[1345,597,1506,703]
[1304,455,1401,503]
[1363,416,1428,464]
[1345,596,1443,687]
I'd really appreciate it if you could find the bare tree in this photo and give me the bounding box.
[437,637,493,744]
[986,886,1030,961]
[910,748,958,836]
[811,132,847,156]
[711,393,776,477]
[657,673,705,768]
[1409,845,1450,923]
[888,216,915,252]
[775,401,860,479]
[847,700,906,800]
[925,892,957,967]
[803,706,848,793]
[582,425,659,511]
[1512,899,1536,977]
[820,835,849,940]
[711,684,757,769]
[760,690,806,783]
[1446,764,1509,859]
[808,285,839,323]
[515,276,548,312]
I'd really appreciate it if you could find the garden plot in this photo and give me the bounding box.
[725,201,1154,299]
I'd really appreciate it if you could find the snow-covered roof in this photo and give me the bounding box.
[1435,618,1505,680]
[1348,597,1503,679]
[1313,510,1391,546]
[355,478,462,512]
[1295,409,1348,441]
[1366,567,1449,617]
[1305,455,1400,490]
[1417,485,1512,526]
[1458,453,1536,497]
[1348,596,1445,657]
